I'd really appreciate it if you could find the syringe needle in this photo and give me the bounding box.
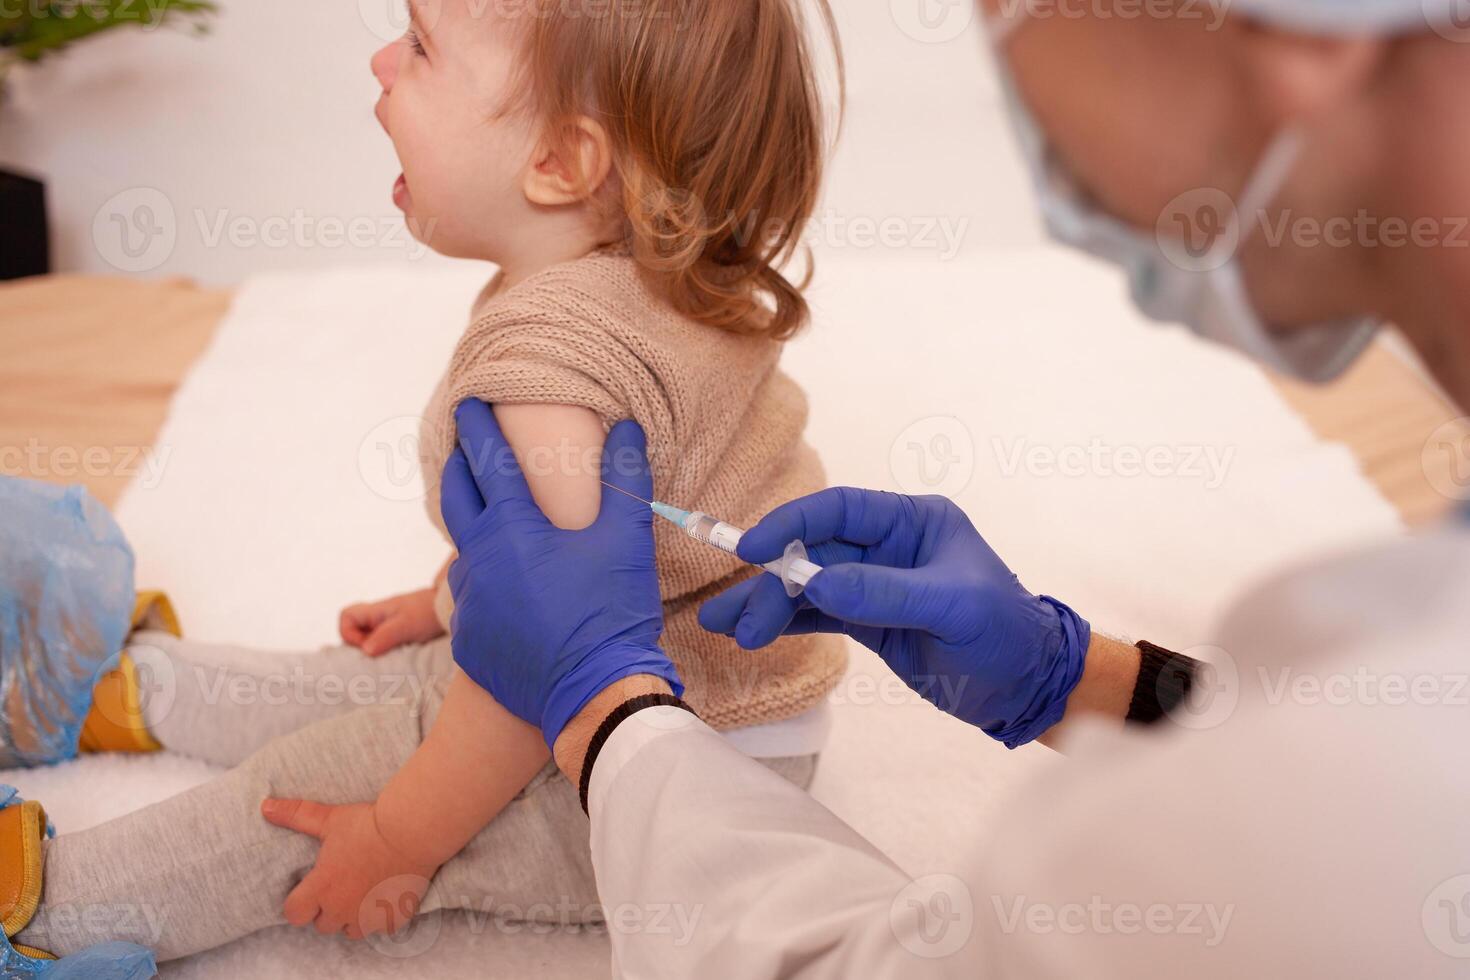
[596,487,817,596]
[600,480,653,506]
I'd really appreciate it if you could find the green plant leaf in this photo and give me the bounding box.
[1,1,217,64]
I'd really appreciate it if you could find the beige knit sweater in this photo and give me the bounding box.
[418,247,846,730]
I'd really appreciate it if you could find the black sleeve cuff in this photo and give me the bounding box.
[1126,641,1199,726]
[578,693,698,814]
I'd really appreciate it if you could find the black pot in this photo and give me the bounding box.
[0,168,49,280]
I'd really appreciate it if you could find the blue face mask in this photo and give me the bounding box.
[986,15,1379,382]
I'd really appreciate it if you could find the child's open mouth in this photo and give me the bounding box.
[392,172,412,211]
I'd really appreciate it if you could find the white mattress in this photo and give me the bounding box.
[3,245,1402,978]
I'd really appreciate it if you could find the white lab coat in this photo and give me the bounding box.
[587,517,1470,977]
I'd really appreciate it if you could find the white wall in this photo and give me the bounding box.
[0,0,1044,283]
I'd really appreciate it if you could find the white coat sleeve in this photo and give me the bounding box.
[585,706,971,979]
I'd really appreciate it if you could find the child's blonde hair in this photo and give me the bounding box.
[511,0,842,340]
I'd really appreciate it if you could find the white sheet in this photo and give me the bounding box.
[3,245,1402,978]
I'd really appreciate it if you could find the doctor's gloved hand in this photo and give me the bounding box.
[699,488,1090,748]
[441,401,682,747]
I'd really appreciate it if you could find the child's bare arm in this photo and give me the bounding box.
[262,403,607,939]
[373,669,547,867]
[370,402,606,851]
[376,403,605,851]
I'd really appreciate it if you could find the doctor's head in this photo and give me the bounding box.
[980,0,1470,403]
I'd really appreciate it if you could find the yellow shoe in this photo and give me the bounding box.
[0,791,51,960]
[0,790,158,976]
[128,591,182,639]
[77,592,181,756]
[7,944,56,961]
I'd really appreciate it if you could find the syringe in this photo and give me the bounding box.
[602,482,822,597]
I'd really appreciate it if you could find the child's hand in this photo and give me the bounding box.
[261,798,439,940]
[339,588,444,657]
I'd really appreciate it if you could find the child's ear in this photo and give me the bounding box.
[523,117,613,207]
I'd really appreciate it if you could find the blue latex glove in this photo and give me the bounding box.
[441,400,683,747]
[698,488,1090,748]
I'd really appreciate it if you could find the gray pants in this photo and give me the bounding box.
[17,633,815,962]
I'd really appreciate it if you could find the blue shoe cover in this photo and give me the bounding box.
[0,937,156,980]
[0,478,135,768]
